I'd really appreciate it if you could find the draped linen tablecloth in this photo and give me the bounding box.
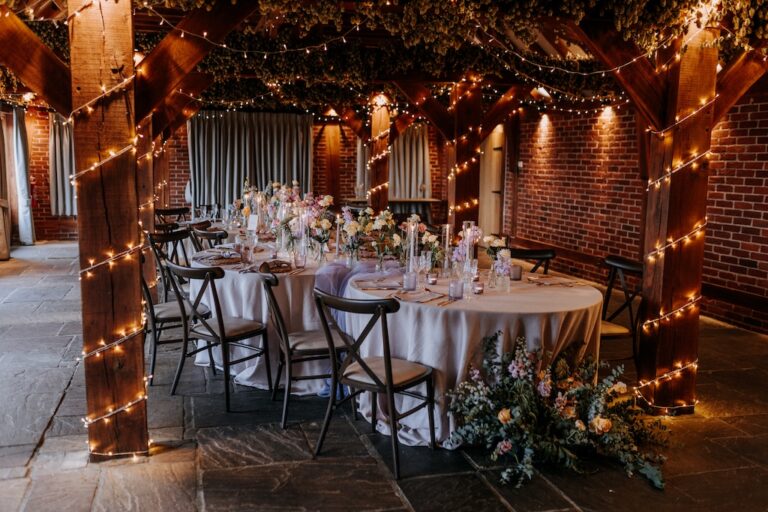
[344,273,603,447]
[190,249,389,394]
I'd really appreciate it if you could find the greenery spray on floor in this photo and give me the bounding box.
[449,332,668,489]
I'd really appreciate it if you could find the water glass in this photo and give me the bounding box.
[448,279,464,300]
[403,271,418,291]
[510,264,522,281]
[293,250,307,269]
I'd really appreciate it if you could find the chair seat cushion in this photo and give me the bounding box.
[191,316,265,339]
[343,356,430,387]
[153,301,209,321]
[601,320,631,338]
[288,329,346,352]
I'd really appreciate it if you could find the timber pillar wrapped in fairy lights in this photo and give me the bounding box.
[69,0,149,459]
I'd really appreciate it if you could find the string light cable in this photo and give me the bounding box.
[645,150,712,191]
[646,220,707,262]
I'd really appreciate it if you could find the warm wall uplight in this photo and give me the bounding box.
[133,51,145,66]
[21,92,35,102]
[600,106,615,122]
[325,107,339,117]
[372,94,389,107]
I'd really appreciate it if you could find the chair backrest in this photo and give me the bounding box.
[193,228,228,250]
[139,252,157,320]
[148,229,191,266]
[155,222,179,233]
[187,221,211,252]
[508,248,556,274]
[164,260,228,339]
[314,288,400,390]
[155,207,190,224]
[602,255,643,332]
[261,273,292,351]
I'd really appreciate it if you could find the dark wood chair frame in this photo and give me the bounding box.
[601,255,644,366]
[165,260,272,411]
[148,230,192,302]
[314,289,436,480]
[507,248,556,274]
[192,227,228,252]
[155,206,190,225]
[262,273,349,428]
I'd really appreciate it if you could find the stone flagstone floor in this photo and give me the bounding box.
[1,241,768,511]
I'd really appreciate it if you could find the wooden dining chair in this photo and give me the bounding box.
[508,248,556,274]
[601,255,643,362]
[193,227,228,251]
[165,261,272,411]
[187,220,211,252]
[314,289,436,480]
[262,273,349,428]
[148,230,192,302]
[140,253,213,386]
[155,206,190,225]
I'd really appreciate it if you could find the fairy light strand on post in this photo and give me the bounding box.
[645,150,712,191]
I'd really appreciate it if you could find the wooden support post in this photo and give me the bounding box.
[69,0,148,458]
[324,122,341,200]
[153,138,170,208]
[452,81,483,228]
[136,117,156,299]
[638,25,719,413]
[369,100,391,213]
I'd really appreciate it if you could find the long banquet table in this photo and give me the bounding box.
[189,246,603,446]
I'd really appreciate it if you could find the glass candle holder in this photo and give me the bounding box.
[426,273,438,285]
[473,282,484,295]
[403,271,418,291]
[448,279,464,300]
[510,264,522,281]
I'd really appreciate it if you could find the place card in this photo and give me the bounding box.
[247,214,259,231]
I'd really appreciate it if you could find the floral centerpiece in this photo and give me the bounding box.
[369,209,401,271]
[340,206,374,263]
[449,332,667,489]
[492,248,512,276]
[451,224,482,266]
[421,230,442,269]
[483,235,508,260]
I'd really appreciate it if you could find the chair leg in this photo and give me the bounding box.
[222,341,232,413]
[314,375,336,458]
[171,334,188,396]
[371,392,377,433]
[349,387,358,420]
[272,358,283,402]
[386,388,401,480]
[427,378,436,450]
[149,325,162,386]
[207,340,216,376]
[280,360,292,429]
[261,331,273,393]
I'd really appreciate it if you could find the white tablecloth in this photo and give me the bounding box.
[344,273,603,447]
[190,250,393,394]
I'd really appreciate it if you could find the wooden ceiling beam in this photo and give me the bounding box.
[0,6,71,114]
[151,72,213,137]
[713,50,768,124]
[134,1,261,122]
[337,107,369,141]
[563,19,665,131]
[478,85,530,141]
[392,81,453,140]
[165,103,203,139]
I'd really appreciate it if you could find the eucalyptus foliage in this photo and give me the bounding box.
[449,332,668,488]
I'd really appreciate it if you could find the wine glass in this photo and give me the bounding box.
[200,206,209,220]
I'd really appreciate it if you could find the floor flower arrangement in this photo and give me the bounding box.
[449,332,668,489]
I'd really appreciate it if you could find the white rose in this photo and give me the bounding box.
[428,234,438,244]
[498,249,511,259]
[320,219,332,230]
[365,207,374,216]
[373,219,385,230]
[344,221,360,237]
[392,234,401,246]
[483,235,496,244]
[491,239,505,248]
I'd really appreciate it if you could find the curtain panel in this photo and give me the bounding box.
[355,136,370,198]
[48,114,77,216]
[13,108,34,245]
[389,122,431,199]
[188,111,313,207]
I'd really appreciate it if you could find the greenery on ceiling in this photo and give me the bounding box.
[1,0,767,111]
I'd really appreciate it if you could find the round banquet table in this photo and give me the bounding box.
[190,247,399,394]
[344,272,604,447]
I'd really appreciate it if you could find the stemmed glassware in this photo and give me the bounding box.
[418,251,432,290]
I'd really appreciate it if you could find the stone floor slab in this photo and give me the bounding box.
[398,473,508,512]
[92,461,196,512]
[197,424,311,469]
[5,285,73,303]
[202,458,406,512]
[0,478,30,511]
[21,468,99,512]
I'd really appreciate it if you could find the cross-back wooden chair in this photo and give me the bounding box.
[155,206,190,225]
[187,220,211,252]
[508,247,556,274]
[165,261,272,411]
[140,253,213,386]
[314,289,436,480]
[193,227,228,252]
[262,273,349,428]
[601,255,643,363]
[148,230,192,302]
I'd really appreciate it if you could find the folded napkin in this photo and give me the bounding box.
[354,278,402,290]
[394,290,444,303]
[258,260,293,274]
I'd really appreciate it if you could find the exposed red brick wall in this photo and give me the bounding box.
[428,124,448,224]
[503,93,768,334]
[26,108,78,241]
[166,123,190,208]
[311,122,357,201]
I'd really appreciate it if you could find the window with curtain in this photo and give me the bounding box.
[187,111,313,207]
[12,108,34,245]
[388,122,431,199]
[49,113,77,216]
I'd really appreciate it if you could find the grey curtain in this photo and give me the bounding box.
[187,111,313,207]
[13,108,34,245]
[48,113,77,216]
[389,122,431,199]
[355,136,370,198]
